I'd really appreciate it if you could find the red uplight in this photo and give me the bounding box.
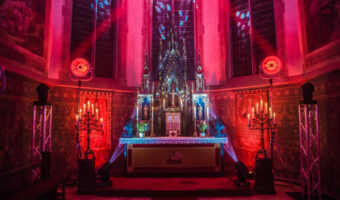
[70,58,91,78]
[261,56,283,76]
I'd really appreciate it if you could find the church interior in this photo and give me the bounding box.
[0,0,339,199]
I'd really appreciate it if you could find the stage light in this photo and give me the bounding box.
[234,161,250,187]
[34,83,49,106]
[300,82,317,104]
[69,58,92,81]
[261,56,283,77]
[97,162,112,187]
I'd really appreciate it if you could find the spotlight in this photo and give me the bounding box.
[234,161,250,187]
[34,83,49,105]
[300,82,317,104]
[97,162,112,187]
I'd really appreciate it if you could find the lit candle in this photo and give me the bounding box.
[91,104,94,114]
[83,104,86,112]
[96,108,99,120]
[256,103,259,114]
[269,107,272,119]
[76,114,79,126]
[265,103,268,114]
[252,107,255,119]
[273,113,276,124]
[247,113,250,125]
[79,108,82,118]
[87,100,90,112]
[100,118,103,127]
[260,99,263,112]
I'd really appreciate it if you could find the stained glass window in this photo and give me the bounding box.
[70,0,117,79]
[230,0,277,77]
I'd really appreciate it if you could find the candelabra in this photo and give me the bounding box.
[76,100,103,160]
[248,99,277,159]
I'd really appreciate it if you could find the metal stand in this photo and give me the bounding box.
[268,79,274,159]
[32,105,53,182]
[298,104,321,200]
[76,81,83,159]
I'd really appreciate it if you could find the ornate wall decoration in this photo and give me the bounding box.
[304,0,340,53]
[0,0,46,56]
[236,89,267,123]
[80,91,112,167]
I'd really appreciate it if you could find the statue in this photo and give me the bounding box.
[143,104,149,120]
[197,104,203,120]
[170,84,176,107]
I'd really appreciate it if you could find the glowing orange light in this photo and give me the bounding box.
[261,56,283,76]
[70,58,91,78]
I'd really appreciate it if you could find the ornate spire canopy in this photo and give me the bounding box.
[197,51,202,74]
[144,51,149,74]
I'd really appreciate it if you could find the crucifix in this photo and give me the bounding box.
[170,87,176,107]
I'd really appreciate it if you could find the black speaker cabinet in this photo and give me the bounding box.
[77,159,96,194]
[254,158,275,194]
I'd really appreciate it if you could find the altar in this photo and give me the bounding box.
[120,137,228,173]
[122,15,226,174]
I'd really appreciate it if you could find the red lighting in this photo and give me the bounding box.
[70,58,91,78]
[79,91,112,168]
[261,56,283,76]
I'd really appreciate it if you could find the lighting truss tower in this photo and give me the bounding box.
[298,104,321,200]
[32,105,53,182]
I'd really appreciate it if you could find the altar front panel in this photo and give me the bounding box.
[126,143,222,173]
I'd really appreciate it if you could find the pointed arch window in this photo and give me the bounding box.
[230,0,277,77]
[70,0,118,79]
[152,0,195,80]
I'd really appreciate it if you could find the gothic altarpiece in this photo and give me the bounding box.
[136,37,210,137]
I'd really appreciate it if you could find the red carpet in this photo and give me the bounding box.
[95,176,253,197]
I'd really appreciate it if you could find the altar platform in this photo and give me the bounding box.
[120,137,228,174]
[95,176,252,197]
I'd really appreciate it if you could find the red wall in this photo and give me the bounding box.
[211,69,340,197]
[0,71,135,173]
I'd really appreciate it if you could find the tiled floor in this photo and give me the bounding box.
[66,180,299,200]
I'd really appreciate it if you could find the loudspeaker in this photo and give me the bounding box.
[300,82,317,104]
[34,84,50,106]
[254,158,275,194]
[77,159,96,194]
